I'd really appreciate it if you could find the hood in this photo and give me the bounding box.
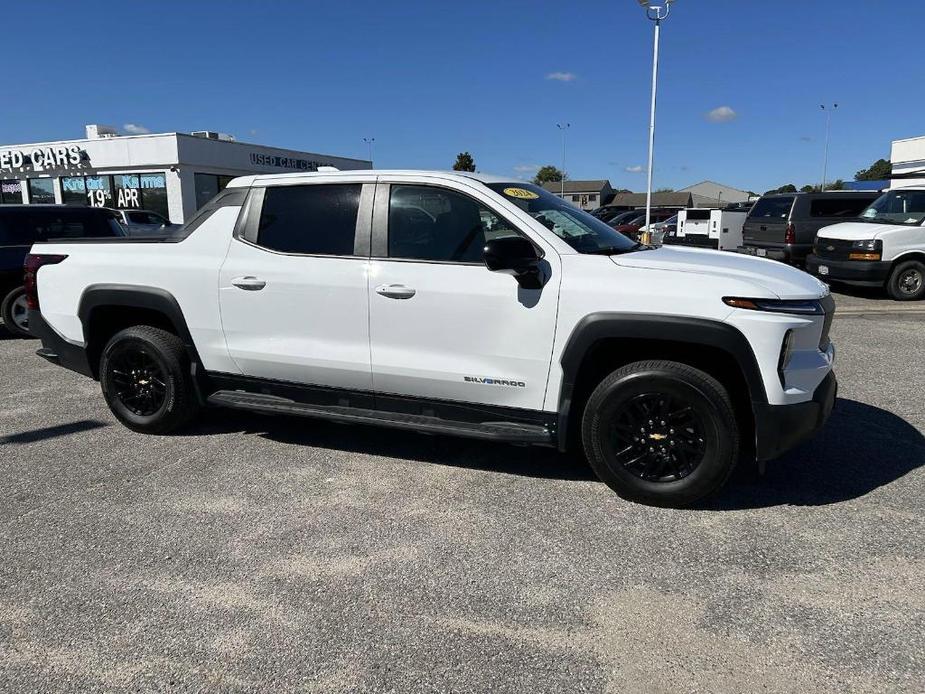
[610,246,827,300]
[817,221,907,240]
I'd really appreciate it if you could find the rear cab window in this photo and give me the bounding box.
[748,196,795,221]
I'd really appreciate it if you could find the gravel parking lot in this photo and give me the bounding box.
[1,291,923,693]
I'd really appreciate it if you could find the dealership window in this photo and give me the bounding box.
[85,175,113,208]
[257,184,360,256]
[195,173,236,210]
[0,179,23,204]
[61,176,87,205]
[571,195,580,202]
[28,178,55,204]
[140,173,169,220]
[113,174,142,209]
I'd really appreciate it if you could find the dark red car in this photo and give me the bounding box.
[609,209,677,240]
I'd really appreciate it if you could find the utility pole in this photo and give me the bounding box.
[362,137,375,165]
[820,104,837,191]
[556,123,570,199]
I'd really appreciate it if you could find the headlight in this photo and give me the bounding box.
[723,297,824,315]
[848,239,882,261]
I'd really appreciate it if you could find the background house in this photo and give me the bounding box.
[542,180,614,210]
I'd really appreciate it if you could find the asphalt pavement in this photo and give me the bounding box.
[0,294,923,692]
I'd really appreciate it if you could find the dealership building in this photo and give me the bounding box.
[0,125,371,223]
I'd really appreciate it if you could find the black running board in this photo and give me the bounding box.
[207,390,554,444]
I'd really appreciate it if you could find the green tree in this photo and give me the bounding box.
[764,183,797,195]
[533,165,565,185]
[654,187,675,193]
[855,158,891,181]
[800,185,815,193]
[452,152,476,172]
[824,179,845,191]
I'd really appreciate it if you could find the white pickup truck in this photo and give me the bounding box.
[26,171,837,507]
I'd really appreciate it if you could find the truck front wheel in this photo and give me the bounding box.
[99,326,201,434]
[887,260,925,301]
[581,360,739,507]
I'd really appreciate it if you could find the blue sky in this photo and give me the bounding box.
[4,0,922,193]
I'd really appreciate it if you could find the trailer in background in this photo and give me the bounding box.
[666,208,747,251]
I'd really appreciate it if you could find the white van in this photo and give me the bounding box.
[806,188,925,300]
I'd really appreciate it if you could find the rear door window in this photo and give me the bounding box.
[809,197,876,218]
[749,196,794,220]
[256,184,361,256]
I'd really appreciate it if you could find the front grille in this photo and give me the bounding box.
[814,238,853,261]
[819,294,835,350]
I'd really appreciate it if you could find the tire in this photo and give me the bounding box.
[581,360,739,508]
[887,260,925,301]
[1,286,32,338]
[99,326,201,434]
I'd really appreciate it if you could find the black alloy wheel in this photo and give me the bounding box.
[100,325,201,433]
[581,360,739,507]
[108,347,169,417]
[606,392,706,482]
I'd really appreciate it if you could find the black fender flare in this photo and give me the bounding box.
[556,313,768,450]
[78,284,202,369]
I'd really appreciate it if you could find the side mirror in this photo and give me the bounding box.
[483,236,544,288]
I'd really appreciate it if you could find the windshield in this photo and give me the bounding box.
[486,183,640,254]
[859,190,925,226]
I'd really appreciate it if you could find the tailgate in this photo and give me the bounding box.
[743,218,788,245]
[743,195,795,246]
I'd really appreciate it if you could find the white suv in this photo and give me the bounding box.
[26,171,836,506]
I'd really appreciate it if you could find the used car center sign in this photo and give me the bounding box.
[0,145,86,172]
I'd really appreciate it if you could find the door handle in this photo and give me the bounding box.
[375,284,416,299]
[231,276,267,291]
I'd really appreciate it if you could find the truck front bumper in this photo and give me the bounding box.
[805,254,891,286]
[29,310,94,378]
[753,371,837,462]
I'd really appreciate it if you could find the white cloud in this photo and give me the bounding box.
[123,123,151,134]
[625,165,645,173]
[514,164,540,174]
[546,71,577,82]
[705,106,737,123]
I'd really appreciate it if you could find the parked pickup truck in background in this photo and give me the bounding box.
[25,171,837,507]
[807,187,925,300]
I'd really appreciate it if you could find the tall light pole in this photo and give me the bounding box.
[820,104,837,191]
[362,137,375,165]
[556,122,570,198]
[638,0,675,243]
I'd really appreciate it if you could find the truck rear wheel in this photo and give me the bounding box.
[581,360,739,507]
[99,326,201,434]
[1,286,32,337]
[887,260,925,301]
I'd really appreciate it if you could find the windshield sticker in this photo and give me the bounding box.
[502,187,540,200]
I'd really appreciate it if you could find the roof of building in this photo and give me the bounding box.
[542,179,611,194]
[605,191,693,208]
[678,180,752,196]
